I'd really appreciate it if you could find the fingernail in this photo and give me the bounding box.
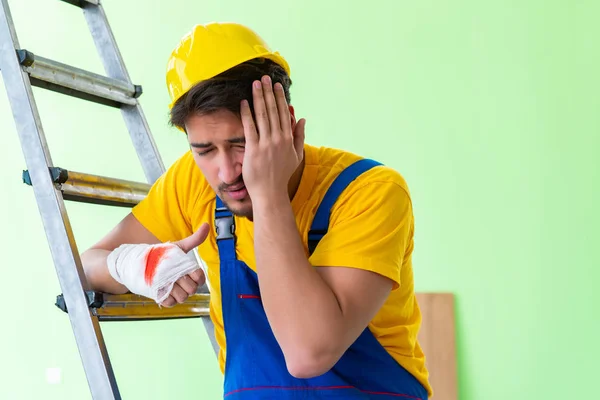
[253,81,261,89]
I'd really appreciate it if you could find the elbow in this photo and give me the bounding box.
[284,346,340,379]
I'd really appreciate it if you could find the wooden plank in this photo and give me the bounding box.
[416,292,458,400]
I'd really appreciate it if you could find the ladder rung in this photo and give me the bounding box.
[22,167,150,207]
[56,292,211,321]
[16,49,142,108]
[60,0,100,8]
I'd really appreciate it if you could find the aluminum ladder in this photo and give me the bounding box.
[0,1,218,399]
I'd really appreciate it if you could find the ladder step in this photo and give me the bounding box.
[55,292,211,321]
[22,167,150,207]
[61,0,99,6]
[16,49,142,108]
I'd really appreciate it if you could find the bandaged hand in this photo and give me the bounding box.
[107,223,210,307]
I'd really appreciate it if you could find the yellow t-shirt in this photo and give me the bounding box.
[132,143,432,396]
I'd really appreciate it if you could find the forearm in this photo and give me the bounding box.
[80,248,129,294]
[253,193,345,373]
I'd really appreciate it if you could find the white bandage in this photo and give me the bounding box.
[107,243,200,304]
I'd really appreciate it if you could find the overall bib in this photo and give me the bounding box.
[214,159,428,399]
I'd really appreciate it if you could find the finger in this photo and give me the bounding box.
[261,75,281,134]
[240,99,258,144]
[170,283,189,304]
[161,295,176,308]
[293,118,307,159]
[252,79,270,138]
[274,82,291,137]
[188,269,205,286]
[176,275,198,296]
[174,223,209,253]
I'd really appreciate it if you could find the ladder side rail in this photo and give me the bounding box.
[0,1,121,398]
[80,2,165,183]
[80,2,221,357]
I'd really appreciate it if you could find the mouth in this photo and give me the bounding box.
[223,184,248,201]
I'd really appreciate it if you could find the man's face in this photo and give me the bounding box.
[185,109,253,218]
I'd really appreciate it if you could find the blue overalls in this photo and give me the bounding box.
[214,159,429,399]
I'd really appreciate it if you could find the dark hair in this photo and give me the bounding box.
[169,58,292,132]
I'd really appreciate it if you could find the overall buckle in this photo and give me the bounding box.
[215,215,235,241]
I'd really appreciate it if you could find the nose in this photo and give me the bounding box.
[217,151,242,184]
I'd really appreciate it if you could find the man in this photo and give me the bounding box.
[81,22,432,399]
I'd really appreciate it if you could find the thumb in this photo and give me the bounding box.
[174,222,210,253]
[293,118,306,159]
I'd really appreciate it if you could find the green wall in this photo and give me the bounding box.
[1,0,598,399]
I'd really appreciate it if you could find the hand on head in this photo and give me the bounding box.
[239,75,306,201]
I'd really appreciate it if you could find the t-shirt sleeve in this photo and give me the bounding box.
[308,176,414,290]
[131,152,203,243]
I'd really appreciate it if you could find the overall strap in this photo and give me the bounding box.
[308,158,382,255]
[215,195,237,261]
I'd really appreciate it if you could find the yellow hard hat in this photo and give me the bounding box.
[166,22,291,109]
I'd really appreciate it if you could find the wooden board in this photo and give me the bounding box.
[415,292,458,400]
